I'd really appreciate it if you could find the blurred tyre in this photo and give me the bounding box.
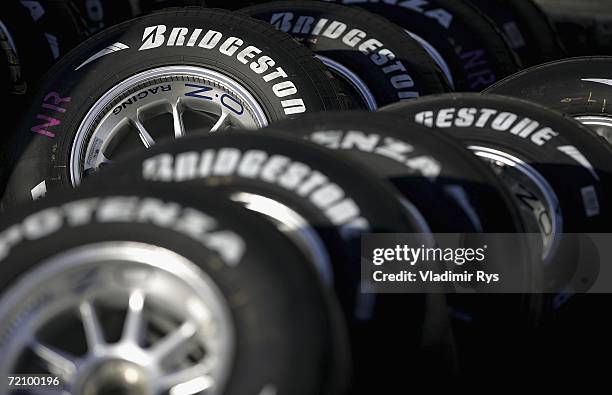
[323,0,520,91]
[266,111,523,233]
[90,131,427,319]
[264,111,543,385]
[241,0,450,110]
[1,8,348,207]
[467,0,564,66]
[0,184,347,395]
[88,131,451,388]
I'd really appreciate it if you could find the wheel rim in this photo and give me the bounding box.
[469,146,563,262]
[0,242,235,395]
[405,30,455,90]
[230,192,334,286]
[575,115,612,146]
[316,55,378,111]
[71,66,270,186]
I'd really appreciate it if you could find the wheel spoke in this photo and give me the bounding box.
[150,321,197,362]
[158,363,213,394]
[99,152,113,166]
[122,290,146,345]
[210,111,230,133]
[172,102,186,138]
[30,340,78,379]
[131,118,156,148]
[79,301,105,352]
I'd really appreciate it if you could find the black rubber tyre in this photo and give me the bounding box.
[485,57,612,144]
[467,0,564,67]
[1,7,348,207]
[0,184,347,395]
[88,131,456,388]
[73,0,207,33]
[241,1,450,109]
[263,112,544,383]
[382,93,612,379]
[20,0,89,59]
[323,0,520,91]
[266,111,524,233]
[0,1,55,91]
[90,131,424,319]
[383,93,612,291]
[383,93,612,233]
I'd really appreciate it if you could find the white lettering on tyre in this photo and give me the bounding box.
[136,25,305,115]
[307,130,441,177]
[0,197,245,265]
[415,108,560,146]
[142,151,370,238]
[269,12,419,100]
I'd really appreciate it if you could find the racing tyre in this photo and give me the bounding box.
[383,92,612,379]
[485,57,612,145]
[324,0,520,91]
[241,0,450,110]
[88,131,456,388]
[0,184,347,395]
[383,93,612,235]
[383,93,612,273]
[264,111,544,382]
[266,111,524,233]
[1,7,348,207]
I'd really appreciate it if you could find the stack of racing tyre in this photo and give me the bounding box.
[1,0,611,392]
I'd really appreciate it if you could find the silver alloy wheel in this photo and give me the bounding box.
[71,66,270,186]
[0,242,235,395]
[469,145,563,262]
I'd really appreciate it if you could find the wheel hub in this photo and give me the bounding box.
[81,360,150,395]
